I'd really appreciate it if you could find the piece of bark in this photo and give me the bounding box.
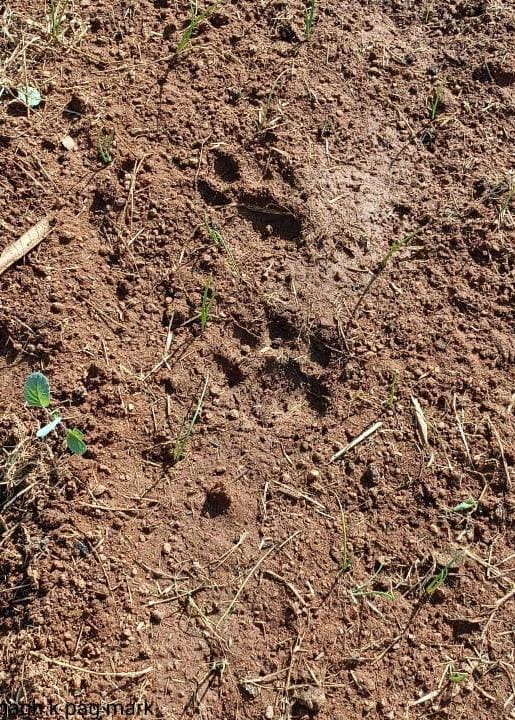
[0,217,51,276]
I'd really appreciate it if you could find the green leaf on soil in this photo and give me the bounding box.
[451,498,477,513]
[24,372,51,408]
[66,428,87,455]
[17,85,42,107]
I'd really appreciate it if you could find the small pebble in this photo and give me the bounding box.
[61,134,77,151]
[265,706,274,720]
[162,542,172,555]
[91,484,107,497]
[227,408,239,420]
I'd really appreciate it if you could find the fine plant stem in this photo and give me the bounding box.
[172,374,209,464]
[200,275,215,331]
[332,491,351,571]
[96,128,114,165]
[387,370,398,409]
[304,0,316,41]
[204,217,241,277]
[345,224,428,335]
[177,1,220,53]
[425,553,461,596]
[257,68,288,133]
[429,81,445,121]
[351,564,395,601]
[48,0,69,39]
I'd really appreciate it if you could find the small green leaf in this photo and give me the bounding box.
[449,671,468,684]
[24,372,51,408]
[451,498,477,513]
[66,428,87,456]
[17,85,42,108]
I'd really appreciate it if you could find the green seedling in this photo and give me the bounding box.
[96,128,114,165]
[200,275,215,331]
[429,80,445,121]
[48,0,69,39]
[345,224,428,334]
[172,375,209,464]
[304,0,316,41]
[425,553,460,596]
[177,0,220,53]
[425,566,448,595]
[386,370,398,409]
[351,563,395,601]
[449,670,468,684]
[23,372,87,455]
[450,498,477,514]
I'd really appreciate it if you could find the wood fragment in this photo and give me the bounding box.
[31,652,152,678]
[411,397,429,445]
[0,217,51,276]
[262,569,307,606]
[330,421,383,462]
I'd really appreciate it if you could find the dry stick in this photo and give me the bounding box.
[31,653,152,678]
[217,530,301,626]
[453,394,474,468]
[488,419,512,490]
[0,217,51,276]
[344,224,428,335]
[262,569,307,607]
[330,421,383,463]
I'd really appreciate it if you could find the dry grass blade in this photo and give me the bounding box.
[330,421,383,462]
[217,530,301,626]
[411,396,429,446]
[0,217,51,275]
[31,652,153,678]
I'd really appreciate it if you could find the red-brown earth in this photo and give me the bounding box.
[0,1,514,718]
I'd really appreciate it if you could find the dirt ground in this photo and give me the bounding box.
[0,0,514,718]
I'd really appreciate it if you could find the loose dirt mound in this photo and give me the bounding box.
[0,1,514,718]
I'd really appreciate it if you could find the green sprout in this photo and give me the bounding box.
[172,375,209,464]
[386,370,398,409]
[177,1,220,53]
[345,224,429,334]
[425,553,461,596]
[96,128,114,165]
[449,670,468,684]
[23,372,87,455]
[48,0,69,40]
[304,0,316,41]
[429,80,446,121]
[450,498,478,514]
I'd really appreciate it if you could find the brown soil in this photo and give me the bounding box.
[1,1,514,718]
